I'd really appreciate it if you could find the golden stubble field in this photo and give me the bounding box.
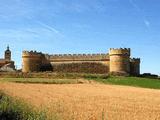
[0,82,160,120]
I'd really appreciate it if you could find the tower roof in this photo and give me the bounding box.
[7,45,9,50]
[5,45,11,52]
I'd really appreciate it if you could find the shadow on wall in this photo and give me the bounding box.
[40,63,53,72]
[50,62,109,74]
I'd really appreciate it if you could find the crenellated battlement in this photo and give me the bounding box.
[48,53,109,61]
[109,48,130,56]
[22,48,140,75]
[130,58,140,63]
[22,51,43,57]
[23,51,109,61]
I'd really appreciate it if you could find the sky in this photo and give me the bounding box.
[0,0,159,75]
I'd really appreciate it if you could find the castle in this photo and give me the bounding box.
[0,46,15,71]
[22,48,140,76]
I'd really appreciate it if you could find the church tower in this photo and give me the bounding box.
[4,45,11,61]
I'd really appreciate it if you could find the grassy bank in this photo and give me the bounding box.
[0,73,160,89]
[0,78,91,84]
[86,76,160,89]
[0,73,106,84]
[0,91,46,120]
[0,72,108,79]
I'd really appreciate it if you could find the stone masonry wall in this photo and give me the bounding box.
[22,49,140,76]
[51,62,109,74]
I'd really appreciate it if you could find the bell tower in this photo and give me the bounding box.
[4,45,11,61]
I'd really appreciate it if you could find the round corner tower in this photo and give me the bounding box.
[109,48,131,74]
[22,51,42,73]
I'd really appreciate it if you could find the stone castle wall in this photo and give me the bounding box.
[22,51,110,73]
[46,53,109,61]
[22,48,140,76]
[51,62,109,74]
[130,58,140,75]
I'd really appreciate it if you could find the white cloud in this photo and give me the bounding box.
[129,0,141,12]
[129,0,151,28]
[37,21,60,34]
[0,27,62,44]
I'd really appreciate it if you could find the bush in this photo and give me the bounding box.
[140,73,158,79]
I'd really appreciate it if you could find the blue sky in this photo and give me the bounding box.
[0,0,159,75]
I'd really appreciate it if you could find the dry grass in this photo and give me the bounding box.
[0,82,160,120]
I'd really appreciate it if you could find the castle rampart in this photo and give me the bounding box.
[130,58,140,75]
[109,48,130,56]
[22,48,140,76]
[48,53,109,61]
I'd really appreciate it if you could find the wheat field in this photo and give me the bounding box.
[0,82,160,120]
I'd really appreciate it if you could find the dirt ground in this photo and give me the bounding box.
[0,82,160,120]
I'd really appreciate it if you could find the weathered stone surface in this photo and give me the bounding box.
[22,48,140,76]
